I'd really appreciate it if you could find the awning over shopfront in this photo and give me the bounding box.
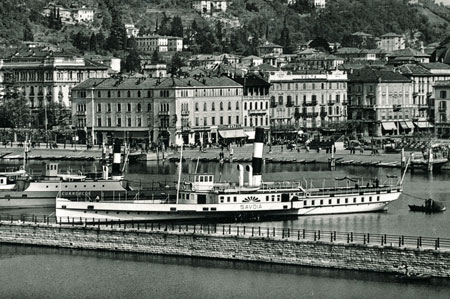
[399,121,414,130]
[245,131,255,140]
[414,121,434,128]
[382,122,397,131]
[218,129,247,139]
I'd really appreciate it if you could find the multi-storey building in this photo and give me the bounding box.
[347,67,413,137]
[232,74,271,132]
[135,35,183,53]
[0,48,109,124]
[192,0,229,14]
[71,76,243,147]
[434,81,450,137]
[378,33,405,52]
[257,42,284,57]
[309,0,326,9]
[267,70,348,137]
[395,62,450,129]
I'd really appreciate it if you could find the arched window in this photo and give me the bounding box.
[236,101,239,110]
[249,102,253,110]
[244,102,247,110]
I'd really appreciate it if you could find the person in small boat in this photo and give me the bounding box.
[425,198,434,209]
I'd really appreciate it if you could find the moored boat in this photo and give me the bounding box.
[56,128,405,223]
[408,198,446,213]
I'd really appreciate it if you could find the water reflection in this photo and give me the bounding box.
[1,159,450,238]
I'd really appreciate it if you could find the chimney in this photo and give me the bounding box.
[111,139,122,180]
[237,164,244,187]
[251,127,264,187]
[245,165,253,187]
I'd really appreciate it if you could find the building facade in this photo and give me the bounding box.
[433,81,450,138]
[136,35,183,53]
[192,0,229,14]
[347,67,414,137]
[0,49,109,126]
[378,33,405,52]
[395,62,450,128]
[267,70,348,135]
[71,76,243,147]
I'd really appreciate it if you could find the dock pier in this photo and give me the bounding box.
[1,216,449,278]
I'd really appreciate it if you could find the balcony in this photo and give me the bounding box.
[413,92,418,98]
[320,111,327,118]
[181,110,189,116]
[75,111,86,116]
[158,110,170,116]
[418,104,428,111]
[286,101,294,107]
[342,101,348,106]
[303,100,318,107]
[270,102,277,108]
[327,101,335,106]
[393,104,402,112]
[438,107,447,113]
[248,109,267,115]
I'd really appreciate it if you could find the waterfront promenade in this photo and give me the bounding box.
[0,143,404,165]
[1,217,449,278]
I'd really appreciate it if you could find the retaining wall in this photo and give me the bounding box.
[0,222,449,277]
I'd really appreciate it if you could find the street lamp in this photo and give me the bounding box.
[91,87,95,147]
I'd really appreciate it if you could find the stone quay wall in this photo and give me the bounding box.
[0,222,449,277]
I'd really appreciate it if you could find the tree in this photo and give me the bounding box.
[216,21,223,42]
[170,52,185,76]
[278,17,294,54]
[309,37,331,53]
[0,85,31,129]
[106,9,127,50]
[126,36,137,50]
[23,22,34,42]
[124,49,141,73]
[36,101,67,130]
[89,33,97,51]
[157,14,171,36]
[151,49,160,64]
[171,16,183,37]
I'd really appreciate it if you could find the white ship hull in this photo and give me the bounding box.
[56,189,401,223]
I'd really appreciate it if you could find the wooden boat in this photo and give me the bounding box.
[408,199,446,213]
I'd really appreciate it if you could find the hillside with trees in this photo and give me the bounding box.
[1,0,450,60]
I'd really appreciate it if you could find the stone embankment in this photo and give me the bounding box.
[1,221,449,278]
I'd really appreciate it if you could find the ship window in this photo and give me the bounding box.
[127,212,130,214]
[271,195,275,201]
[353,198,357,203]
[186,194,189,200]
[95,211,98,214]
[311,200,315,206]
[233,197,237,202]
[320,200,323,205]
[22,194,27,198]
[328,199,332,204]
[203,207,209,211]
[93,185,96,187]
[102,185,105,187]
[106,211,109,214]
[84,185,86,187]
[211,207,216,211]
[277,195,280,201]
[361,197,364,202]
[200,176,204,182]
[220,199,224,203]
[266,196,269,201]
[65,185,68,188]
[46,186,49,188]
[61,205,66,209]
[345,198,348,203]
[220,196,224,200]
[369,196,372,202]
[74,185,77,188]
[337,198,340,204]
[117,212,119,214]
[377,196,380,201]
[227,197,230,202]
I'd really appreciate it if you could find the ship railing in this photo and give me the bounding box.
[2,215,450,252]
[307,185,401,197]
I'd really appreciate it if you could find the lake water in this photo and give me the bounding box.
[1,160,450,298]
[1,244,450,299]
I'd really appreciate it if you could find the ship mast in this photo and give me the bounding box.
[176,142,183,204]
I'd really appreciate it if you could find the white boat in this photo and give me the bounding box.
[56,128,405,223]
[0,141,132,209]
